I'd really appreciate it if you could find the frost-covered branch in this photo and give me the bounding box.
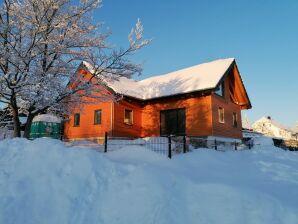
[0,0,150,138]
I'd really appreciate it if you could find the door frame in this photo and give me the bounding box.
[160,108,186,136]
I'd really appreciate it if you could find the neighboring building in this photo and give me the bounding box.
[241,115,263,139]
[64,58,252,142]
[0,107,27,130]
[292,122,298,140]
[294,122,298,134]
[242,114,253,130]
[252,116,294,140]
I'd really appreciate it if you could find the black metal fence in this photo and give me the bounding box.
[96,133,254,158]
[103,134,188,159]
[67,133,257,158]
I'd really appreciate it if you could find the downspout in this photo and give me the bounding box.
[110,101,114,137]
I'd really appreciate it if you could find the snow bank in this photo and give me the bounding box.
[0,138,298,224]
[253,136,274,147]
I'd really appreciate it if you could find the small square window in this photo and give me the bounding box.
[215,82,224,97]
[74,113,80,127]
[218,107,224,123]
[94,110,102,125]
[124,109,133,125]
[233,112,237,127]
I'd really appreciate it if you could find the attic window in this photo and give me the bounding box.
[215,82,224,97]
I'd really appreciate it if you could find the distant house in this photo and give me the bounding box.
[252,116,294,140]
[64,58,252,142]
[0,107,27,130]
[241,115,264,139]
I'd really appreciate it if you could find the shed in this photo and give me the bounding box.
[30,114,62,139]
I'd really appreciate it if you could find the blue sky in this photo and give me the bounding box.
[0,0,297,128]
[95,0,298,128]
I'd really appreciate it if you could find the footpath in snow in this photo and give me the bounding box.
[0,138,298,224]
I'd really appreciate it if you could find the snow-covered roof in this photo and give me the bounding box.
[83,58,235,100]
[253,117,292,132]
[33,114,61,123]
[242,115,252,130]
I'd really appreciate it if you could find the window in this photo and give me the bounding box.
[94,109,102,125]
[160,108,186,136]
[124,109,133,125]
[215,82,224,97]
[233,112,237,127]
[218,107,224,123]
[74,113,80,126]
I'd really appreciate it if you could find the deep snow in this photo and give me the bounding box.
[0,138,298,224]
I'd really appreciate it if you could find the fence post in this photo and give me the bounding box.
[214,139,217,150]
[183,135,186,153]
[235,141,237,151]
[168,135,172,159]
[104,132,108,153]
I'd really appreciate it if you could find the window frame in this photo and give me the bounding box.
[124,109,133,125]
[215,81,225,97]
[73,113,80,127]
[94,109,102,125]
[218,107,225,124]
[160,108,186,136]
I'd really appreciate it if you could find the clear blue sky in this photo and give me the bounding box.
[95,0,298,128]
[1,0,297,128]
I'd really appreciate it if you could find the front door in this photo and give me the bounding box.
[160,108,186,136]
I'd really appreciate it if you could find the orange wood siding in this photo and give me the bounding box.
[211,73,243,139]
[64,63,249,140]
[112,99,143,137]
[141,95,213,137]
[232,65,251,109]
[64,101,112,140]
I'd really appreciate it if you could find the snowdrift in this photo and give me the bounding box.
[0,138,298,224]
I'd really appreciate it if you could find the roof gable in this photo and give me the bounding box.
[224,63,252,109]
[83,58,237,100]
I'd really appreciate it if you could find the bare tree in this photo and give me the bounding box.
[0,0,150,138]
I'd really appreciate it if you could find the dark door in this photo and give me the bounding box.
[160,108,186,136]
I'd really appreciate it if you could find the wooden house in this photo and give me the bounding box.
[64,58,251,142]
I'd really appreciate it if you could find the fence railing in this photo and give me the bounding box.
[102,134,187,158]
[98,133,254,159]
[65,133,259,158]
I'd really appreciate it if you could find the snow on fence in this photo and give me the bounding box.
[104,134,188,159]
[69,133,254,158]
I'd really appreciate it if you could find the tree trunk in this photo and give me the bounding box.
[10,105,21,137]
[23,113,35,139]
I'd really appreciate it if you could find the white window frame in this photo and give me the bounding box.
[218,107,225,123]
[124,109,133,125]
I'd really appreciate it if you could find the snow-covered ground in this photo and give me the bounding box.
[0,138,298,224]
